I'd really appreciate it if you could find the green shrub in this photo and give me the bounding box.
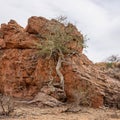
[38,18,86,60]
[106,62,113,68]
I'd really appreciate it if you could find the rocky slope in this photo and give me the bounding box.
[0,16,120,109]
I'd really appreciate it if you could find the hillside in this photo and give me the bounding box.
[0,16,120,119]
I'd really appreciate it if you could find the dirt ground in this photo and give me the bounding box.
[0,104,120,120]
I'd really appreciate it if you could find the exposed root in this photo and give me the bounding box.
[56,56,65,91]
[48,62,54,87]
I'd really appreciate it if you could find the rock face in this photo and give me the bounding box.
[0,16,120,108]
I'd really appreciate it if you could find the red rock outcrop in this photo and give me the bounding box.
[0,16,120,108]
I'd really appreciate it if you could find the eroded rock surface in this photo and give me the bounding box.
[0,16,120,108]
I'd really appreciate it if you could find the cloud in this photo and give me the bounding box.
[0,0,120,62]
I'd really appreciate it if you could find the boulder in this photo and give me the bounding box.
[0,16,120,109]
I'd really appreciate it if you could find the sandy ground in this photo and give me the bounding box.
[0,104,120,120]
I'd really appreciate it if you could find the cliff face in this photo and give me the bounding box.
[0,16,120,108]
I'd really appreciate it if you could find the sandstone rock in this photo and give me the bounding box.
[0,39,6,48]
[25,16,48,35]
[26,16,83,53]
[96,62,120,109]
[1,20,24,39]
[0,20,41,49]
[0,17,120,109]
[41,85,66,102]
[0,49,40,98]
[27,92,63,107]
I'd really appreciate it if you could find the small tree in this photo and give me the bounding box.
[38,17,86,91]
[106,55,120,63]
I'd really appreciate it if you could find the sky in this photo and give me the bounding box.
[0,0,120,62]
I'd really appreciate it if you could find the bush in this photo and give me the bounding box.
[38,17,86,60]
[106,62,113,68]
[106,55,120,63]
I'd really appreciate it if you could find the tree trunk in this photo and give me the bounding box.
[56,56,64,91]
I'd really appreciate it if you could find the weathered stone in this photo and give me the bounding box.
[0,17,120,109]
[25,16,48,35]
[27,92,64,107]
[0,38,6,48]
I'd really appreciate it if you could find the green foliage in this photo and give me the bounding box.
[55,15,68,25]
[38,18,86,59]
[106,62,113,68]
